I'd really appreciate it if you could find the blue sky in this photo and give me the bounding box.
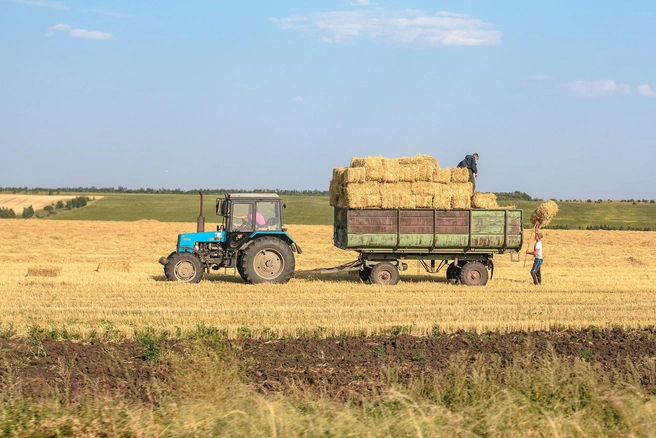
[1,0,655,200]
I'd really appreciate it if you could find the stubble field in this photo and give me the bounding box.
[1,219,654,338]
[2,218,656,436]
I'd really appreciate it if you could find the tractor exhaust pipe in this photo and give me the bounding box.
[197,191,205,233]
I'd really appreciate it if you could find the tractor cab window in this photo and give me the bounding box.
[255,201,281,230]
[230,203,254,232]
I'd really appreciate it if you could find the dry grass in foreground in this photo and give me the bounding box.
[0,219,655,339]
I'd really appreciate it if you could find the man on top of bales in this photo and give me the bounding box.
[457,153,479,189]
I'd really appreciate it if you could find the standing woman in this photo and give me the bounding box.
[526,232,543,285]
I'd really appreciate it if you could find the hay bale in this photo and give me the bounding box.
[433,185,452,209]
[26,267,61,277]
[381,182,414,209]
[398,154,439,167]
[350,156,384,181]
[329,168,347,207]
[451,167,470,183]
[416,162,436,182]
[412,181,438,208]
[432,168,451,184]
[344,167,366,184]
[450,183,473,209]
[471,192,499,209]
[381,158,400,183]
[530,200,559,227]
[342,183,382,209]
[398,164,417,182]
[97,261,131,272]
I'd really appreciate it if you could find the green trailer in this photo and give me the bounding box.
[298,207,523,286]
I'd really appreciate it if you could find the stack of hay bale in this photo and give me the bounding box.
[330,154,497,210]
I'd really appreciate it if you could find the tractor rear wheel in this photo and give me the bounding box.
[165,252,204,283]
[240,237,295,284]
[369,262,400,286]
[459,261,489,286]
[446,262,461,285]
[236,254,246,280]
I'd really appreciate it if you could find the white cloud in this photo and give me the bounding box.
[638,84,655,97]
[70,29,113,40]
[567,80,630,97]
[270,9,501,47]
[8,0,67,9]
[45,23,113,40]
[293,97,305,103]
[47,23,71,31]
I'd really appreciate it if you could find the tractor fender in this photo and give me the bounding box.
[242,232,302,253]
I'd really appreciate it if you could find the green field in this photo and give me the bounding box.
[42,193,656,229]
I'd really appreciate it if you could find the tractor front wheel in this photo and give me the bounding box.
[165,252,204,283]
[240,237,295,284]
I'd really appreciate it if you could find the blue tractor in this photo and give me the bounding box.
[159,193,302,284]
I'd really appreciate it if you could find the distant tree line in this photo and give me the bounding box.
[0,187,331,196]
[494,191,536,201]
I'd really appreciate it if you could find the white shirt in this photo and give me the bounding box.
[534,241,543,259]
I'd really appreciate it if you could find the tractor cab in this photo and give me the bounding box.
[216,193,288,250]
[217,193,285,233]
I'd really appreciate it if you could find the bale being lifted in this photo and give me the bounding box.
[530,200,559,228]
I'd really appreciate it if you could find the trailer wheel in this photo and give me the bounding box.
[459,261,488,286]
[240,237,295,284]
[369,262,400,286]
[446,262,461,285]
[358,267,372,283]
[165,252,204,283]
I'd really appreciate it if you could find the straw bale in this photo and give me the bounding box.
[332,167,347,184]
[329,168,347,207]
[471,192,499,209]
[451,167,470,183]
[26,267,61,277]
[381,158,400,183]
[380,182,415,209]
[415,194,434,208]
[342,183,382,209]
[433,184,452,209]
[97,261,131,272]
[398,164,416,182]
[450,183,473,209]
[530,200,559,227]
[433,167,451,184]
[344,167,366,184]
[397,154,439,167]
[350,156,384,181]
[416,162,436,182]
[411,181,437,196]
